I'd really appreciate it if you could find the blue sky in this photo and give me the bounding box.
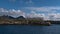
[0,0,60,20]
[0,0,60,9]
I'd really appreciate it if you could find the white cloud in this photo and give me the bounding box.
[49,7,60,10]
[54,13,60,21]
[46,13,60,21]
[24,7,60,13]
[26,11,45,18]
[1,7,60,21]
[8,9,26,17]
[22,7,60,20]
[0,8,25,17]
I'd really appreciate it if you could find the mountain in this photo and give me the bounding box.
[16,16,25,19]
[0,15,14,19]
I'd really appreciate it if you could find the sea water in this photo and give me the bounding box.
[0,24,60,34]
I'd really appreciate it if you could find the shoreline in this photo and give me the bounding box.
[0,22,51,26]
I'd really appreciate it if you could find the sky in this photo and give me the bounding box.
[0,0,60,20]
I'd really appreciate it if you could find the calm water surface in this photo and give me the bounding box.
[0,24,60,34]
